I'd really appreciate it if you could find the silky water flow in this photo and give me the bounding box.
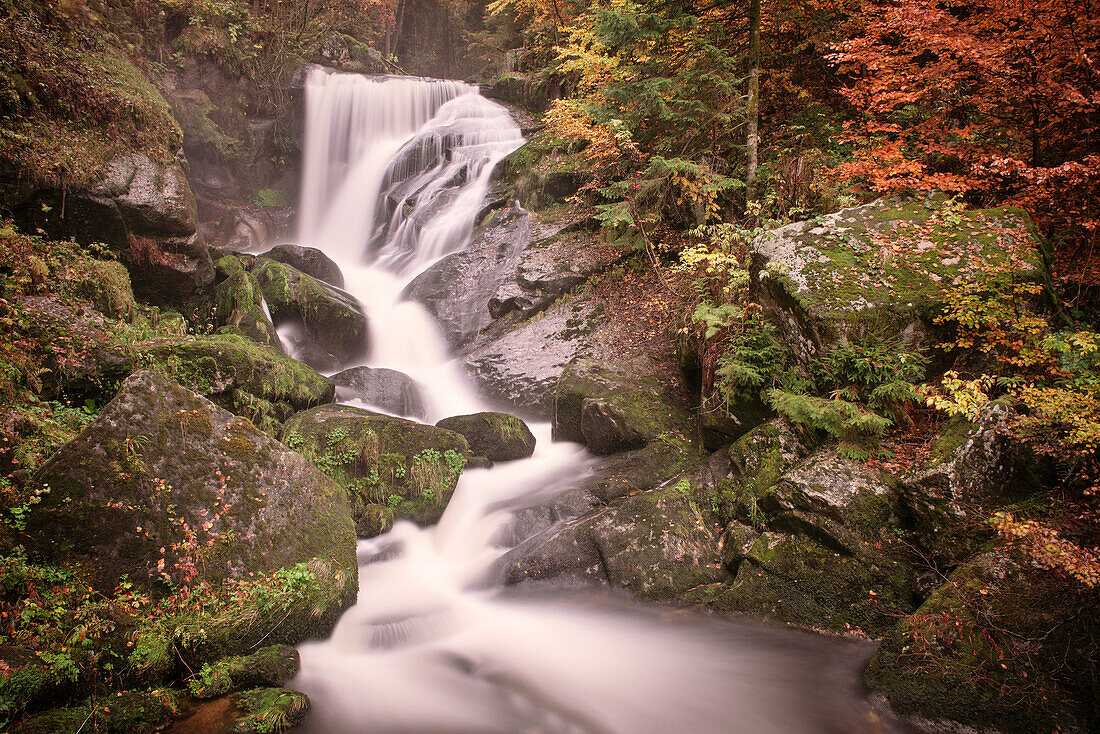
[290,67,895,734]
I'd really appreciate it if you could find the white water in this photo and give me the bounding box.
[291,68,889,733]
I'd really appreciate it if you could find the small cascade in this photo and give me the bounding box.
[291,69,887,734]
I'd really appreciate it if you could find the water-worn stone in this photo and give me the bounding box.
[95,153,198,237]
[751,197,1048,366]
[436,412,536,461]
[403,206,536,348]
[331,366,426,419]
[261,244,344,288]
[27,371,358,598]
[280,405,469,534]
[553,358,699,455]
[504,472,726,600]
[253,259,368,368]
[462,298,606,418]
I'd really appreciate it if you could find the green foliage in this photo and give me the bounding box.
[253,188,289,208]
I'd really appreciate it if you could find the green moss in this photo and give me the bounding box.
[927,415,977,467]
[188,645,298,699]
[231,687,310,734]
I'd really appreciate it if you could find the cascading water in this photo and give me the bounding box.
[291,68,894,733]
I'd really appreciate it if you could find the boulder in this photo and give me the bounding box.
[461,298,606,418]
[516,224,617,297]
[751,197,1047,366]
[94,153,197,238]
[504,472,726,600]
[261,244,344,288]
[18,296,134,401]
[230,688,311,734]
[898,405,1052,566]
[700,444,919,636]
[253,259,368,368]
[142,334,334,432]
[27,370,358,598]
[436,412,536,461]
[552,358,699,455]
[403,206,536,349]
[279,405,469,534]
[331,366,426,419]
[213,258,281,348]
[865,551,1099,733]
[14,691,176,734]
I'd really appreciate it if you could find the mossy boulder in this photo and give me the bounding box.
[898,404,1052,566]
[213,263,281,348]
[751,197,1048,365]
[189,645,299,699]
[553,358,700,455]
[331,366,426,419]
[27,370,357,596]
[61,258,138,322]
[280,405,469,535]
[720,448,917,635]
[0,645,80,720]
[252,259,368,369]
[865,552,1099,733]
[436,412,536,461]
[261,244,344,288]
[142,334,334,433]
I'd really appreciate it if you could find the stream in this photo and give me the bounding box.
[287,67,897,734]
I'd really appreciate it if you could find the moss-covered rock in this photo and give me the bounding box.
[213,261,281,348]
[260,244,344,288]
[230,687,310,734]
[0,645,80,720]
[14,690,177,734]
[188,645,299,699]
[751,197,1048,365]
[436,411,536,461]
[898,404,1053,566]
[252,259,368,369]
[27,370,357,597]
[142,333,334,432]
[280,405,469,535]
[553,358,700,455]
[688,438,919,636]
[865,552,1099,733]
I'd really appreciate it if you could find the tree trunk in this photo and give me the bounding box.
[745,0,761,207]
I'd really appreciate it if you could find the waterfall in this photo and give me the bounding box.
[290,69,887,734]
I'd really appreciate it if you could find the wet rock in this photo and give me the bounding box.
[280,405,469,534]
[261,244,344,288]
[553,358,699,455]
[865,551,1100,734]
[253,259,368,368]
[403,206,535,349]
[28,370,358,598]
[189,645,300,699]
[751,197,1047,366]
[436,412,536,461]
[516,224,617,297]
[331,366,426,419]
[461,298,605,418]
[504,472,726,600]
